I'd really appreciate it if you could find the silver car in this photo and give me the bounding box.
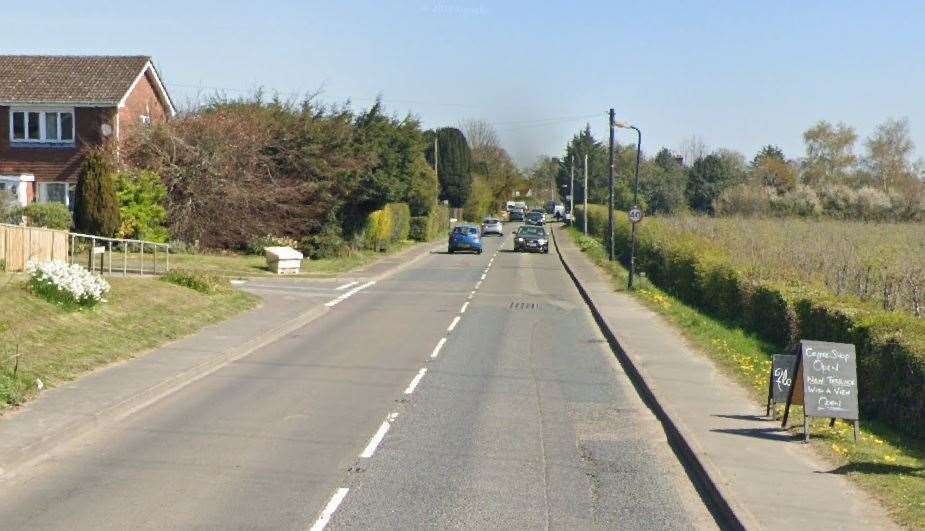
[481,217,503,236]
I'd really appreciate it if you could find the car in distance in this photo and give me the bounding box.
[514,225,549,253]
[509,208,525,222]
[482,217,503,236]
[525,211,545,226]
[448,224,483,254]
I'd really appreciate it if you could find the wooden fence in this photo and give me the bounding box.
[0,223,69,271]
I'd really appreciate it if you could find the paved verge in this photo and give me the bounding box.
[552,225,899,531]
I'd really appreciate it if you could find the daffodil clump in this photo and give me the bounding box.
[26,260,110,307]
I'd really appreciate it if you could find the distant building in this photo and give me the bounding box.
[0,55,175,208]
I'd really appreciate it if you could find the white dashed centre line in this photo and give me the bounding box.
[309,487,349,531]
[480,273,486,280]
[468,291,475,300]
[404,368,427,394]
[460,301,469,313]
[447,316,461,332]
[334,280,358,291]
[360,412,398,458]
[475,281,482,289]
[431,337,447,358]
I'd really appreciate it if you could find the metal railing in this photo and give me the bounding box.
[68,232,170,276]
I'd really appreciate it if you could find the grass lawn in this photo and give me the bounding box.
[0,272,258,409]
[566,227,925,529]
[114,241,422,278]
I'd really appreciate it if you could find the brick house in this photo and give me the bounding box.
[0,55,175,209]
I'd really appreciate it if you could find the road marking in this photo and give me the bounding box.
[460,301,469,313]
[230,279,246,285]
[480,273,486,280]
[475,281,481,289]
[431,337,447,358]
[309,487,349,531]
[404,368,427,394]
[335,280,358,291]
[447,316,461,332]
[325,281,375,307]
[361,412,398,458]
[468,291,475,299]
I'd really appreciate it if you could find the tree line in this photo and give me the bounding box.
[538,118,925,222]
[1,95,527,256]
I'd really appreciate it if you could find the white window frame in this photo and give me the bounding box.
[0,174,33,207]
[38,181,70,207]
[8,107,76,144]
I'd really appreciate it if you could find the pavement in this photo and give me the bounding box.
[0,225,716,530]
[551,224,899,530]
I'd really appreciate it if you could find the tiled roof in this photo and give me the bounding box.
[0,55,152,104]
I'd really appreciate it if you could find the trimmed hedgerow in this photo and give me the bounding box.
[576,204,925,439]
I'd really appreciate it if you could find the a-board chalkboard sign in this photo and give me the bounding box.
[766,354,797,417]
[782,340,860,442]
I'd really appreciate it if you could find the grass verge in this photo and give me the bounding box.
[565,227,925,529]
[163,241,420,278]
[0,272,257,409]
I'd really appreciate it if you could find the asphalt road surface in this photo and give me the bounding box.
[0,224,717,530]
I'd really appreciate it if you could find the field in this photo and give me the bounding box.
[657,215,925,317]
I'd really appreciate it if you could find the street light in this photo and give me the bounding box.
[614,121,642,289]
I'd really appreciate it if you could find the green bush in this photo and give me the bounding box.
[161,269,230,295]
[409,216,428,241]
[409,204,450,241]
[18,203,72,230]
[362,202,411,251]
[577,203,925,438]
[115,170,169,242]
[246,235,299,255]
[299,227,347,260]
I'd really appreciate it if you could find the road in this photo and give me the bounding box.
[0,224,717,530]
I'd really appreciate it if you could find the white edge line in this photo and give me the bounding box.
[309,487,349,531]
[460,301,469,313]
[430,337,447,358]
[480,273,486,280]
[335,280,358,291]
[404,367,428,394]
[447,316,461,332]
[360,413,397,458]
[475,281,482,289]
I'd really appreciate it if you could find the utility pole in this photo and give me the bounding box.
[583,153,588,234]
[434,136,438,180]
[607,108,615,261]
[569,154,574,220]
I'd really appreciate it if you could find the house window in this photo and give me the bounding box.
[38,182,69,206]
[9,109,75,143]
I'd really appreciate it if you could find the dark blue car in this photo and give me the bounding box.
[448,224,482,254]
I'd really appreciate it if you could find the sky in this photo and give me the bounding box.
[5,0,925,166]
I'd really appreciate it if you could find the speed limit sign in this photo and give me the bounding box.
[628,206,643,224]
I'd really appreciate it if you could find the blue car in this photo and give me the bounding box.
[448,224,482,254]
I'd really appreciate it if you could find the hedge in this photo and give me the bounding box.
[363,203,411,251]
[576,204,925,439]
[410,204,450,242]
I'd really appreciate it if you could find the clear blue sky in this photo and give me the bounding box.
[5,0,925,166]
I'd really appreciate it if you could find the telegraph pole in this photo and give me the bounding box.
[434,136,438,179]
[583,154,588,234]
[607,108,615,261]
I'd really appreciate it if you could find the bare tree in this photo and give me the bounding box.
[459,119,500,152]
